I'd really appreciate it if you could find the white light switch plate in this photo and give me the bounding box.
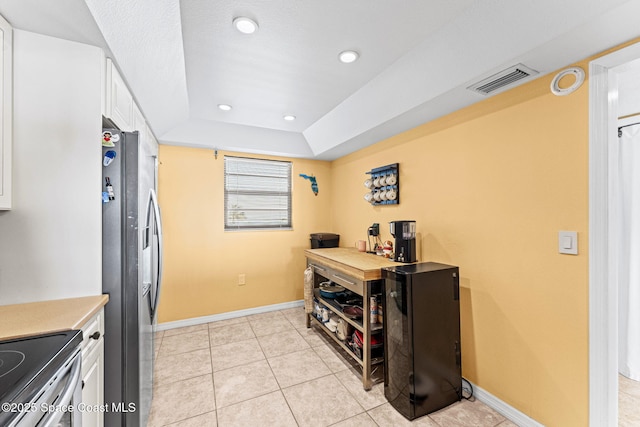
[558,231,578,255]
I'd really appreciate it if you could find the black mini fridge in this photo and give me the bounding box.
[382,262,461,420]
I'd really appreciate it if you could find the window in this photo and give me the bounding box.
[224,156,292,230]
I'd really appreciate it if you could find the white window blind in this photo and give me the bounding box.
[224,156,292,230]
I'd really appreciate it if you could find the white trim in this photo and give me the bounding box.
[0,14,12,210]
[588,60,617,427]
[588,41,640,426]
[156,300,305,331]
[468,380,545,427]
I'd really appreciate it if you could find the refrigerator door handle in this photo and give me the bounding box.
[145,188,163,321]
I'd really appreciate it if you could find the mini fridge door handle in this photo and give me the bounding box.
[452,272,459,301]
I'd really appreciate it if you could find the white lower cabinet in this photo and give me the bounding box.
[81,309,105,427]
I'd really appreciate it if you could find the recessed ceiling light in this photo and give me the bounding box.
[218,104,232,111]
[339,50,359,64]
[283,115,296,121]
[233,17,258,34]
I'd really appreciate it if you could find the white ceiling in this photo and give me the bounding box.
[2,0,640,160]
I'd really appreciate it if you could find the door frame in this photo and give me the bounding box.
[589,41,640,426]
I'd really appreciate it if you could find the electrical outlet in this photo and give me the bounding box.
[238,274,246,285]
[368,223,380,236]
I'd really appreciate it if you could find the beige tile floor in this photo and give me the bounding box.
[620,374,640,426]
[148,307,519,427]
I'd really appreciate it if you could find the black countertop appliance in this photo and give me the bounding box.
[389,220,417,263]
[382,262,461,420]
[310,233,340,249]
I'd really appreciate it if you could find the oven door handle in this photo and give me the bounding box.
[39,354,82,426]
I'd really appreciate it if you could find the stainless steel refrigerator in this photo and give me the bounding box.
[102,128,163,426]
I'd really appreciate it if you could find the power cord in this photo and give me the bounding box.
[366,224,381,253]
[461,377,474,401]
[368,236,382,253]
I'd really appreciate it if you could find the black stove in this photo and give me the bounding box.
[0,330,82,422]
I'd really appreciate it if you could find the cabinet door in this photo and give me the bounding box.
[133,103,147,136]
[146,123,158,157]
[82,337,104,427]
[107,60,134,131]
[81,309,105,427]
[133,103,148,150]
[0,14,12,210]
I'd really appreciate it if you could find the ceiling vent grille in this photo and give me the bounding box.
[467,64,538,95]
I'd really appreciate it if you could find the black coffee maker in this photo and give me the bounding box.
[389,220,417,263]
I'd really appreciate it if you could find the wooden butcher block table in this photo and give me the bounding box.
[304,248,403,390]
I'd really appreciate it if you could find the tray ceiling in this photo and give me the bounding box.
[1,0,640,159]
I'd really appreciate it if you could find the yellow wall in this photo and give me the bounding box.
[158,72,589,425]
[157,146,332,322]
[156,38,640,426]
[157,80,589,427]
[330,68,589,425]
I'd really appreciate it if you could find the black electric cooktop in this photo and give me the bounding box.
[0,330,82,407]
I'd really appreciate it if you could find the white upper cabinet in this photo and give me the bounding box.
[133,102,145,134]
[105,59,134,131]
[146,123,158,156]
[0,15,12,210]
[105,58,159,165]
[132,102,146,140]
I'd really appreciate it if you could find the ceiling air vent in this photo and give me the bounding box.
[467,64,538,96]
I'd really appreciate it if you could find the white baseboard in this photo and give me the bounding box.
[156,299,305,331]
[468,380,545,427]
